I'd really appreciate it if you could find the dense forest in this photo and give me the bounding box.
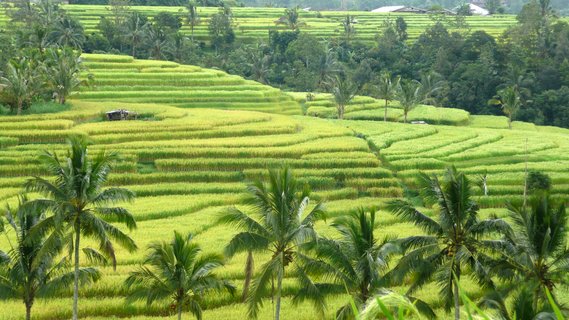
[1,0,569,127]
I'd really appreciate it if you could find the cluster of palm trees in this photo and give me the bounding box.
[1,139,567,320]
[330,71,444,122]
[220,167,568,320]
[7,0,86,52]
[0,47,86,114]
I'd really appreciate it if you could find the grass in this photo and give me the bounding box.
[0,53,567,319]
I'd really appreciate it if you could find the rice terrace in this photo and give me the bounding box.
[0,0,568,319]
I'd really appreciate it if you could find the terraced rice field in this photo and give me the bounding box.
[290,92,471,125]
[77,54,301,114]
[2,5,559,44]
[0,54,568,318]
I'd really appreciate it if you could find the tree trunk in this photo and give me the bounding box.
[73,224,81,320]
[59,94,66,104]
[404,111,408,123]
[454,267,461,320]
[508,116,512,129]
[25,301,32,320]
[384,99,388,122]
[338,104,344,120]
[242,251,254,302]
[177,301,182,320]
[17,99,23,116]
[275,265,284,320]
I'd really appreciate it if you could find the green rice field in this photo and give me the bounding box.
[4,4,565,44]
[0,54,568,319]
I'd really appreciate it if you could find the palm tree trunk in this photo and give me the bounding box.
[404,111,408,123]
[177,302,182,320]
[73,225,81,320]
[242,251,254,302]
[17,99,23,116]
[453,267,461,320]
[384,99,388,122]
[275,265,284,320]
[25,301,32,320]
[508,116,512,129]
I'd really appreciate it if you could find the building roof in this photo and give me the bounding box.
[468,3,490,15]
[371,5,406,13]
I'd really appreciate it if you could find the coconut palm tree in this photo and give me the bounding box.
[49,16,85,49]
[488,86,522,129]
[25,137,138,320]
[330,75,358,120]
[278,6,306,31]
[125,231,234,320]
[342,15,356,42]
[185,0,200,43]
[0,57,40,115]
[492,194,568,312]
[298,208,434,319]
[376,72,400,122]
[396,79,423,123]
[45,47,87,104]
[386,167,512,320]
[219,167,326,320]
[123,12,148,57]
[0,196,100,320]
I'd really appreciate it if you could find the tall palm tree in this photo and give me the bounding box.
[0,196,100,320]
[418,72,444,106]
[125,231,234,320]
[330,75,358,120]
[396,79,423,123]
[316,46,340,90]
[219,167,326,320]
[488,86,522,129]
[492,195,568,313]
[185,0,200,43]
[123,12,147,58]
[45,47,87,104]
[25,137,138,320]
[376,72,400,122]
[299,208,434,319]
[342,15,356,42]
[386,167,511,320]
[145,25,170,60]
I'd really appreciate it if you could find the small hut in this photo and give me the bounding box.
[106,109,137,121]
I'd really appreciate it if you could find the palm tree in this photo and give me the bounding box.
[45,47,87,104]
[299,208,434,319]
[376,72,400,122]
[185,0,200,43]
[278,6,306,31]
[0,196,100,320]
[0,57,39,115]
[316,46,340,90]
[49,16,86,49]
[492,194,568,312]
[125,231,234,320]
[25,136,138,320]
[145,25,170,60]
[396,79,423,123]
[330,75,358,120]
[488,86,522,129]
[246,44,271,85]
[342,15,356,41]
[418,72,444,106]
[386,167,511,320]
[219,167,326,320]
[123,12,148,57]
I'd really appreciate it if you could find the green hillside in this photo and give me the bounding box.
[0,54,568,319]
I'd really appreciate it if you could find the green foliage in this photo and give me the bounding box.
[125,231,235,320]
